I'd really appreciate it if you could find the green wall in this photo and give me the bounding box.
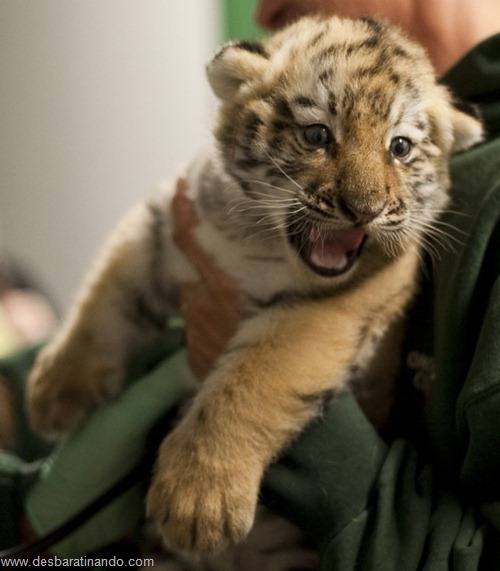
[220,0,267,41]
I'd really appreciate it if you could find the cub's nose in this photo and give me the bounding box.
[337,195,385,224]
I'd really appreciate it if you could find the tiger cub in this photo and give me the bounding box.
[27,15,482,555]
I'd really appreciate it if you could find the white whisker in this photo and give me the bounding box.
[243,179,298,196]
[262,150,303,190]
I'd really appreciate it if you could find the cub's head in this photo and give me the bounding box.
[206,16,483,278]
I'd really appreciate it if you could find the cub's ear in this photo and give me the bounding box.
[206,41,268,100]
[449,97,484,153]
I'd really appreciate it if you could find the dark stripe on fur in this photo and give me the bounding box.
[147,201,172,305]
[358,17,385,34]
[234,40,268,59]
[293,96,318,108]
[273,97,295,121]
[124,290,167,331]
[450,95,482,120]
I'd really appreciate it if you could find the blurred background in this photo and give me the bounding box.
[0,0,264,341]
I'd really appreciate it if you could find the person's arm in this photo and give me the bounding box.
[171,179,244,380]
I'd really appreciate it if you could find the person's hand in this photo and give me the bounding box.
[172,179,244,380]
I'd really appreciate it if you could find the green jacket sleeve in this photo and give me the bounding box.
[0,329,189,557]
[262,393,490,571]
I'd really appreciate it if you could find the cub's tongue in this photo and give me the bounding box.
[308,227,365,272]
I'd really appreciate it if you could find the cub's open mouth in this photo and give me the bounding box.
[288,219,366,277]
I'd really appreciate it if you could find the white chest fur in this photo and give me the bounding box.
[164,199,303,304]
[160,152,316,306]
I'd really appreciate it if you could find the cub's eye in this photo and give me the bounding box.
[390,137,413,160]
[302,124,332,148]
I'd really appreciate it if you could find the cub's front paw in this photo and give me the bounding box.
[146,429,261,553]
[27,340,123,439]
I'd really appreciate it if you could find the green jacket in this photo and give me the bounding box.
[1,34,499,569]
